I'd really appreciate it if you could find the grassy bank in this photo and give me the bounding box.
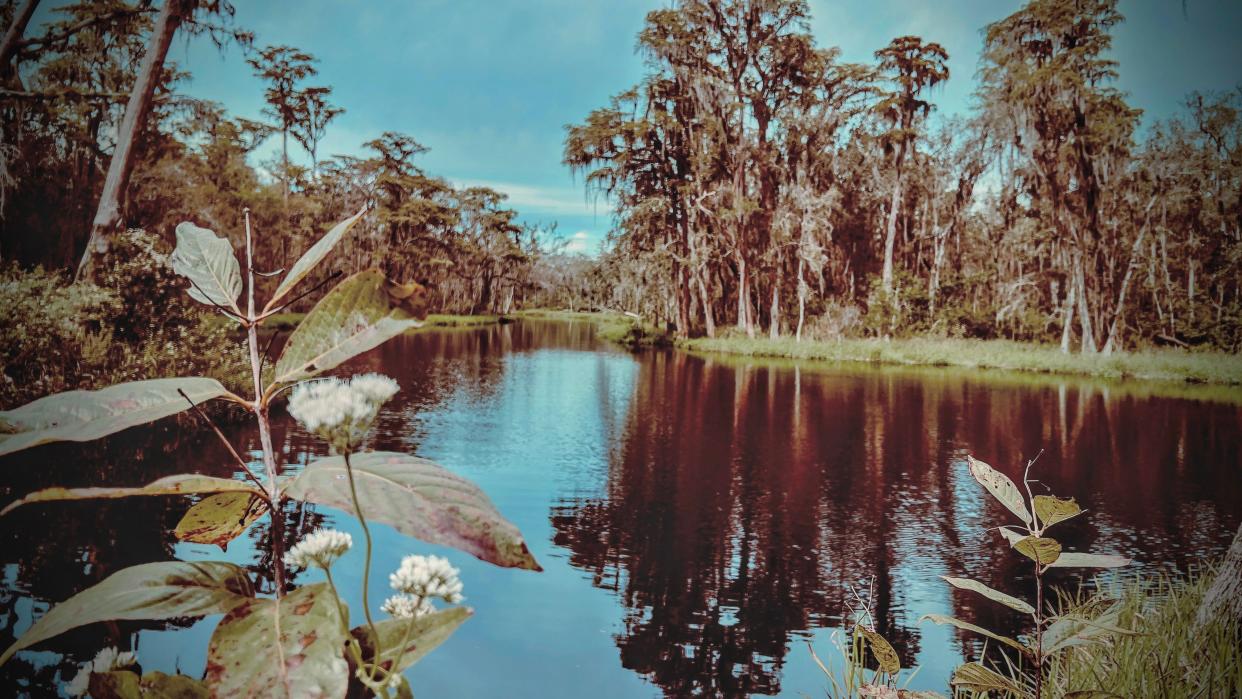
[513,309,673,347]
[262,312,510,332]
[679,334,1242,386]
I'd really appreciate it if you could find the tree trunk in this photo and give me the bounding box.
[0,0,39,78]
[76,0,185,280]
[1060,273,1076,354]
[1102,216,1151,355]
[1074,254,1097,353]
[881,149,904,295]
[768,275,780,340]
[796,257,806,343]
[697,269,716,338]
[1196,522,1242,630]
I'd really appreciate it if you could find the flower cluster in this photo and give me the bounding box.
[381,593,436,620]
[287,373,399,452]
[64,646,137,697]
[284,529,353,570]
[389,554,464,604]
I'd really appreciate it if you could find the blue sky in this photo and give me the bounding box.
[32,1,1242,254]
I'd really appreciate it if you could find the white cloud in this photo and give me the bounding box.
[566,231,591,253]
[452,178,611,217]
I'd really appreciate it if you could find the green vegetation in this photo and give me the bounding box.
[680,334,1242,386]
[261,312,509,332]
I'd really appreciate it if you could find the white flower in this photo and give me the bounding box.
[287,374,399,452]
[284,529,353,569]
[388,554,464,604]
[381,593,436,619]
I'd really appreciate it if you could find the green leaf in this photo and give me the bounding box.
[273,270,424,383]
[264,206,367,313]
[1014,536,1062,565]
[0,561,253,666]
[1033,495,1082,529]
[204,582,348,699]
[1,475,261,516]
[1044,604,1136,653]
[998,525,1028,546]
[90,670,142,699]
[1048,552,1132,569]
[171,222,243,314]
[140,672,210,699]
[949,662,1021,693]
[855,626,900,674]
[284,451,541,571]
[966,456,1033,526]
[918,614,1027,652]
[941,576,1035,615]
[0,377,231,456]
[174,492,269,550]
[353,606,472,674]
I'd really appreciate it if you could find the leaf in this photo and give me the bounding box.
[90,670,142,699]
[353,606,472,674]
[204,582,348,699]
[1048,552,1132,569]
[998,525,1028,546]
[949,662,1021,693]
[140,672,210,699]
[273,270,425,384]
[284,451,541,571]
[856,626,900,674]
[918,614,1027,652]
[941,576,1035,615]
[1014,536,1062,565]
[0,561,253,666]
[171,222,243,314]
[1044,604,1136,653]
[264,206,368,312]
[966,456,1033,526]
[174,492,269,550]
[2,475,260,516]
[1033,495,1082,529]
[0,377,231,456]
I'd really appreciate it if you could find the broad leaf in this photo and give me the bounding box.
[1048,552,1132,569]
[90,670,142,699]
[998,525,1028,546]
[950,662,1021,693]
[941,576,1035,615]
[2,475,260,516]
[171,222,243,314]
[264,206,367,312]
[0,561,252,666]
[856,626,900,674]
[140,672,210,699]
[1014,536,1062,566]
[284,452,541,571]
[0,377,232,456]
[274,270,425,383]
[966,456,1033,526]
[174,492,269,550]
[204,582,347,699]
[918,614,1027,652]
[353,606,472,674]
[1034,495,1082,529]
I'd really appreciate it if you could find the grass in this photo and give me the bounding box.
[259,312,509,332]
[678,333,1242,387]
[1039,568,1242,698]
[513,309,673,347]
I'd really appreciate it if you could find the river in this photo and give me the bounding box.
[1,320,1239,697]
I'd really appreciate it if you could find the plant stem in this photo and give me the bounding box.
[1034,559,1044,699]
[244,208,285,596]
[343,451,381,677]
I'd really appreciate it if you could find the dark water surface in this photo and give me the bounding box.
[2,320,1240,697]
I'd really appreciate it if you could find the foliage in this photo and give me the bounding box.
[0,207,542,697]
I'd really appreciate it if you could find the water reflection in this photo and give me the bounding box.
[1,321,1239,697]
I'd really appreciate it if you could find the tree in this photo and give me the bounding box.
[873,36,948,296]
[247,44,317,205]
[290,85,342,179]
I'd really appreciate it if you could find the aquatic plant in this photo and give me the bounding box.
[0,207,541,697]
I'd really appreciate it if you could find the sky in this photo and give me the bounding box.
[29,0,1242,255]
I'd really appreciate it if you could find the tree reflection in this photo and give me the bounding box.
[551,352,1242,696]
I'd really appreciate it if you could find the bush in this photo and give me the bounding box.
[0,230,249,409]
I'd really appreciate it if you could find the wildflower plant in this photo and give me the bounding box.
[0,207,541,697]
[922,455,1133,698]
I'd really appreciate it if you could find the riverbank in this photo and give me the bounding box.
[262,312,510,332]
[512,309,672,347]
[680,334,1242,386]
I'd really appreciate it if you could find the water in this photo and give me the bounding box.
[2,320,1240,697]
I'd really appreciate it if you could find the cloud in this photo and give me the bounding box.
[452,178,611,217]
[565,231,591,253]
